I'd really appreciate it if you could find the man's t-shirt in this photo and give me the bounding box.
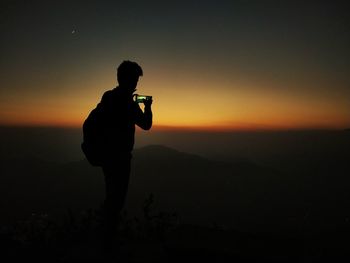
[97,87,151,162]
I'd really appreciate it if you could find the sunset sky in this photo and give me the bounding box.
[1,1,349,130]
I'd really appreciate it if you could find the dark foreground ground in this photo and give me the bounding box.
[1,128,349,262]
[1,207,350,263]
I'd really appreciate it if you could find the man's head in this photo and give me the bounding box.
[117,60,143,93]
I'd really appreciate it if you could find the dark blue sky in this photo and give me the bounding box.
[1,1,349,129]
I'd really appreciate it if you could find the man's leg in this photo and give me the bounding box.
[101,159,131,249]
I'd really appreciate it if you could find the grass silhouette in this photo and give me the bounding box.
[1,193,179,262]
[2,196,350,262]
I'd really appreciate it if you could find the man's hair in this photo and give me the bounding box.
[117,60,143,83]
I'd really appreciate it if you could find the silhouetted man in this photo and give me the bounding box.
[97,61,152,248]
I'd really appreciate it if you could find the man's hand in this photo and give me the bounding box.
[143,98,153,108]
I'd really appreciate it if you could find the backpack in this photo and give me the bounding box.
[81,105,104,166]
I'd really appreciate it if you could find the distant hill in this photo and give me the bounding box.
[1,144,350,234]
[130,145,297,230]
[0,145,281,226]
[0,157,104,224]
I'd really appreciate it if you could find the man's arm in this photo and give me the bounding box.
[135,99,152,130]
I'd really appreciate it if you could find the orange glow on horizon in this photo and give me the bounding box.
[0,121,348,132]
[1,67,349,132]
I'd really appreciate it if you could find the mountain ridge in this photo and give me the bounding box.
[0,144,280,228]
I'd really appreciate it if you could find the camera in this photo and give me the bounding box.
[134,94,152,103]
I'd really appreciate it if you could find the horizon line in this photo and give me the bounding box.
[0,123,348,133]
